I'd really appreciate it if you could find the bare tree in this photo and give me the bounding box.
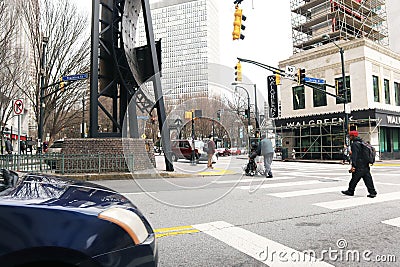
[0,1,28,153]
[22,0,90,144]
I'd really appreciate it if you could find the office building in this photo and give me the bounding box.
[276,0,400,160]
[136,0,220,107]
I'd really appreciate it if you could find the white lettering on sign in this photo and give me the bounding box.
[285,117,348,127]
[387,115,400,125]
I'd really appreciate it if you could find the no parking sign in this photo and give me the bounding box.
[13,99,24,115]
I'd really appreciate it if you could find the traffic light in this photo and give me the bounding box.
[59,77,65,92]
[217,110,221,121]
[275,73,281,85]
[232,5,246,40]
[151,117,156,124]
[235,61,242,82]
[297,68,306,85]
[335,79,344,97]
[244,108,250,118]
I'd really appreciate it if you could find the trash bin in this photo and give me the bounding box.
[282,148,288,160]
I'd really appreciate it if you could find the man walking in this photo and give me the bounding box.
[206,135,216,169]
[341,130,377,198]
[258,134,274,178]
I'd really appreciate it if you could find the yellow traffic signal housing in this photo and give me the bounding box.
[234,61,242,82]
[297,68,306,85]
[232,5,245,40]
[59,77,65,92]
[275,73,281,85]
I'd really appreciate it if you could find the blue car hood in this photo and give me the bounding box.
[0,173,136,214]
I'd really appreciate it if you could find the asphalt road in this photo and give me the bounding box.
[94,158,400,266]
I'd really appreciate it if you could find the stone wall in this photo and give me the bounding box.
[59,138,155,173]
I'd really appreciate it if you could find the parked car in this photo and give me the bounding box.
[170,140,200,162]
[228,147,241,155]
[0,169,158,267]
[216,147,230,157]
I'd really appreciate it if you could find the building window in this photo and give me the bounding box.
[384,79,390,104]
[335,76,351,104]
[395,82,400,106]
[373,75,379,102]
[292,85,305,110]
[313,85,327,107]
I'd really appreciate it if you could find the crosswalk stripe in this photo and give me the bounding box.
[382,217,400,227]
[193,221,334,266]
[213,176,296,184]
[268,186,345,198]
[238,180,324,190]
[313,192,400,209]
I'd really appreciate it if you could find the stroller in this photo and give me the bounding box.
[244,143,264,176]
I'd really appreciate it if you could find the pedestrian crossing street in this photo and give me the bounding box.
[219,161,400,228]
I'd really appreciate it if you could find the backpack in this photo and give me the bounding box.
[360,141,376,165]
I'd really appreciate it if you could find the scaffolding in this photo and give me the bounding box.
[275,117,381,160]
[290,0,389,53]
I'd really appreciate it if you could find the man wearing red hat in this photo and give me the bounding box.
[342,130,377,198]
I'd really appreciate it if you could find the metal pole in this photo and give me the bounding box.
[254,84,259,136]
[191,111,196,166]
[234,85,251,153]
[142,0,173,171]
[38,37,48,154]
[340,48,349,146]
[81,95,85,138]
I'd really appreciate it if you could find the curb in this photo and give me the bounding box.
[61,171,195,181]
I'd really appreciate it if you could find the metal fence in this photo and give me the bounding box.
[0,153,135,174]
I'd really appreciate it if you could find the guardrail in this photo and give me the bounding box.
[0,153,135,174]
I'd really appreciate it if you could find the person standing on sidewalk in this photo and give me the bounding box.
[341,130,377,198]
[206,135,216,169]
[257,134,274,178]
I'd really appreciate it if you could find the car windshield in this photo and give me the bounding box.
[50,141,63,148]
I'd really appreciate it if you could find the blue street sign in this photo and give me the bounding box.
[304,76,326,84]
[62,73,89,81]
[137,116,149,120]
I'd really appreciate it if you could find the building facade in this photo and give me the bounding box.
[276,0,400,160]
[136,0,220,107]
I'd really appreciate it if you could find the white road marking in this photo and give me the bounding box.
[238,180,324,190]
[213,177,296,184]
[382,217,400,227]
[193,221,334,266]
[268,186,346,198]
[314,192,400,209]
[123,191,157,195]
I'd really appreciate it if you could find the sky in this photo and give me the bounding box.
[70,0,293,109]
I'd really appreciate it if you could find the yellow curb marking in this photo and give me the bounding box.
[374,163,400,167]
[199,168,236,176]
[154,225,199,238]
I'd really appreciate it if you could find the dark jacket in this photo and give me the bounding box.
[350,137,369,169]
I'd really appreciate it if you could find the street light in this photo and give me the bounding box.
[232,84,250,127]
[232,82,259,133]
[38,36,49,154]
[322,34,349,146]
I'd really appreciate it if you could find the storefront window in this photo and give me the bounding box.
[384,79,390,104]
[292,85,305,110]
[373,75,380,102]
[313,85,327,107]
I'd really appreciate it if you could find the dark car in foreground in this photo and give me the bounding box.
[0,169,157,267]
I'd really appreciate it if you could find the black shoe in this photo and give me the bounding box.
[367,193,377,198]
[266,175,273,178]
[341,190,354,196]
